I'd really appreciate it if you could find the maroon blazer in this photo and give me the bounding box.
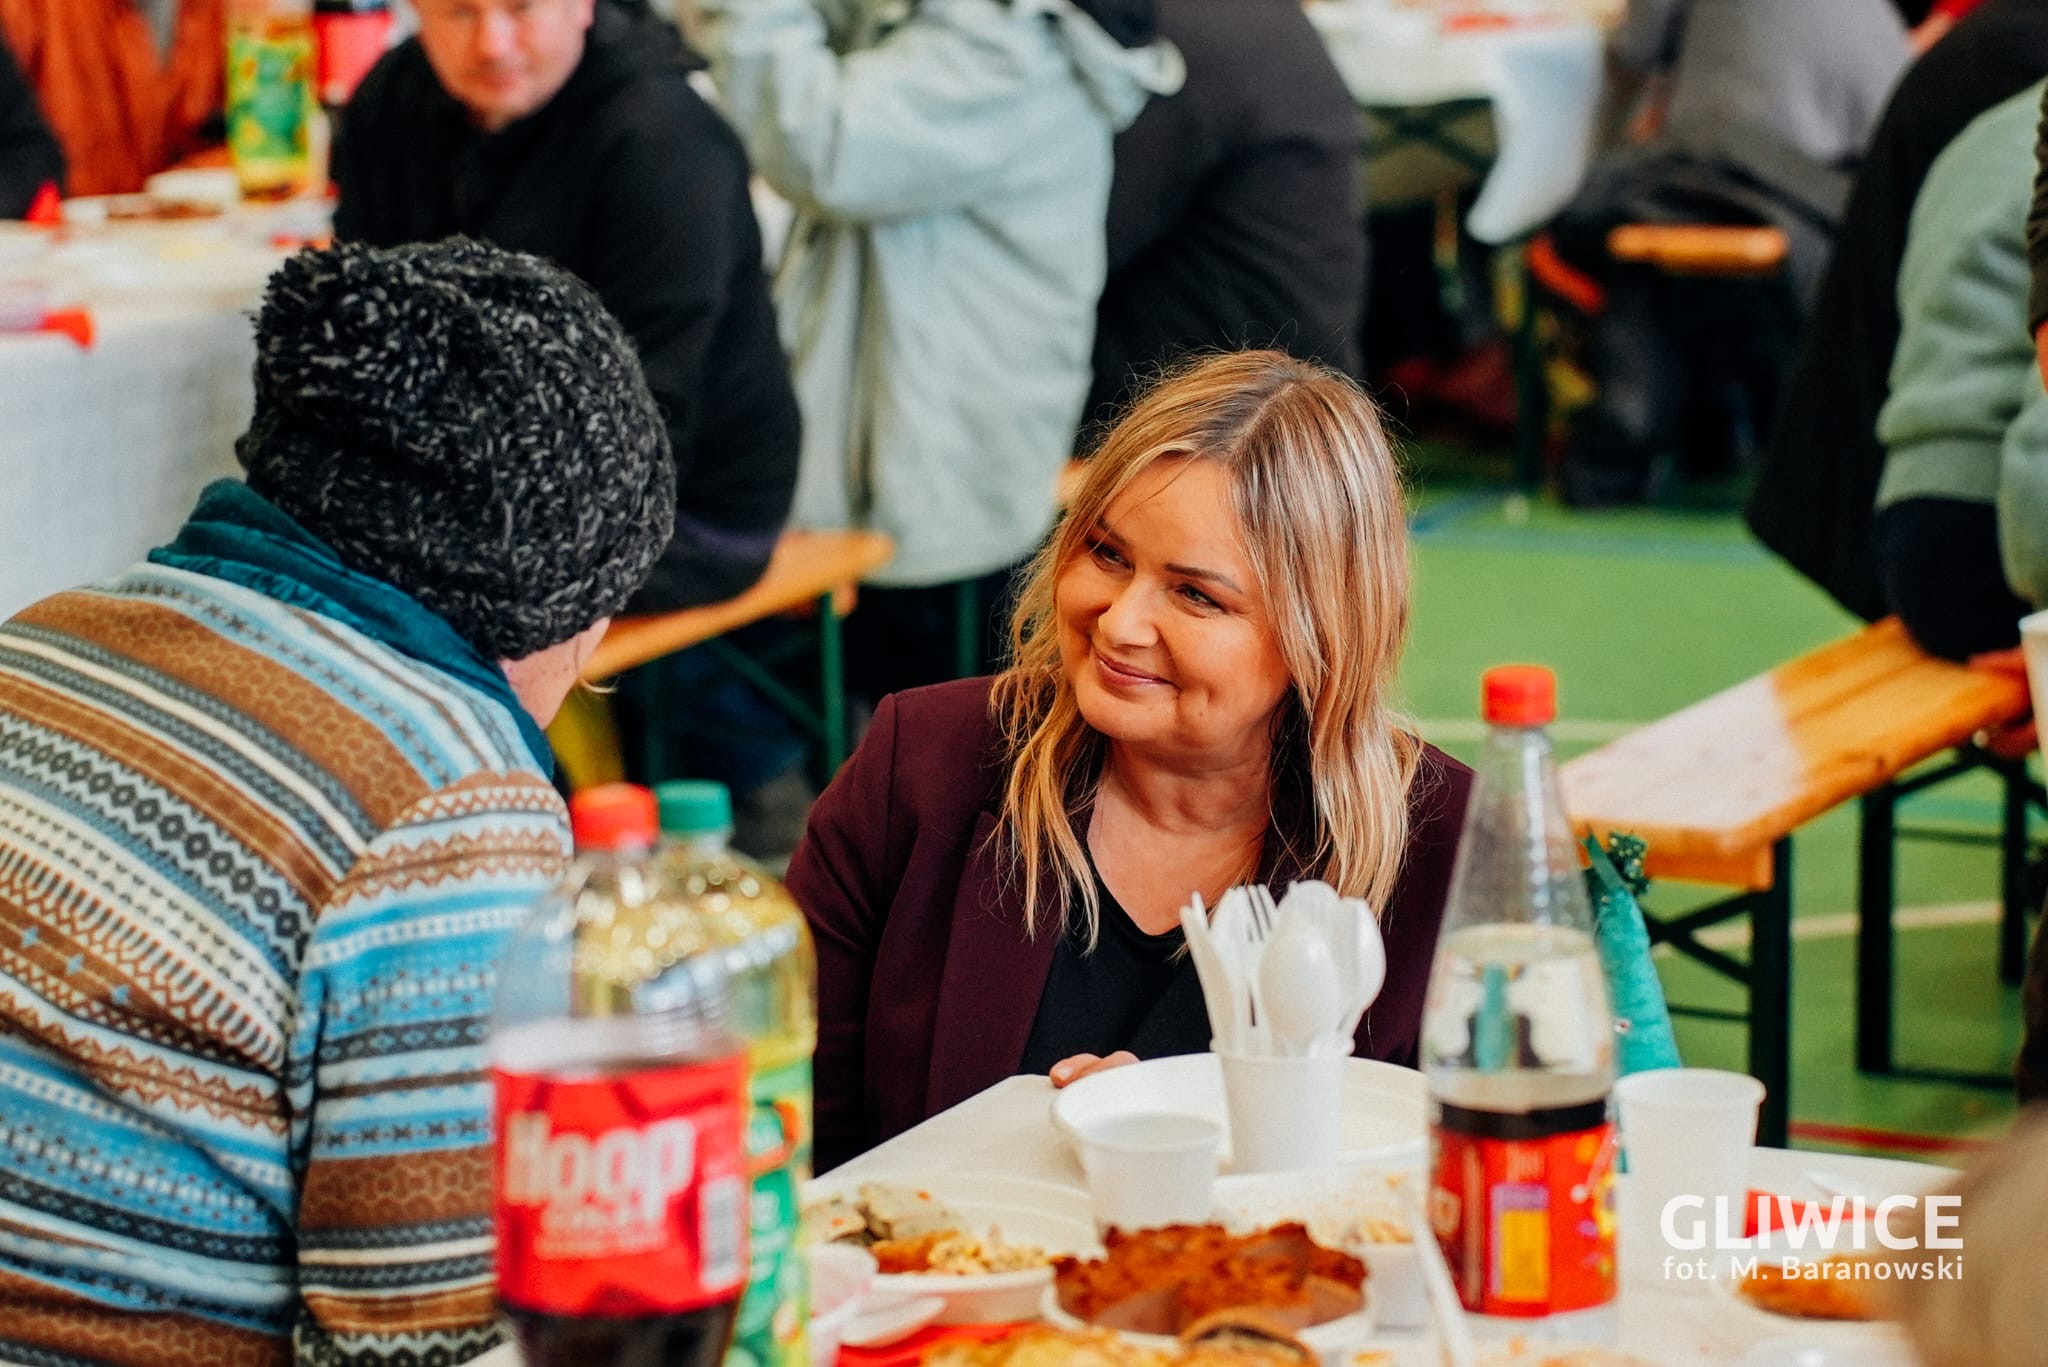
[786,677,1474,1172]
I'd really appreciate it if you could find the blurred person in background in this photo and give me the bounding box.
[1082,0,1365,444]
[335,0,811,851]
[0,0,222,195]
[1546,0,1908,506]
[0,239,674,1365]
[1872,82,2048,664]
[1749,0,2048,624]
[699,0,1182,704]
[0,29,62,213]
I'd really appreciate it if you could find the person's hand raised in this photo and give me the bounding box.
[1048,1051,1138,1088]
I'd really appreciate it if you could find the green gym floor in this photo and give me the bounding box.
[1401,440,2028,1164]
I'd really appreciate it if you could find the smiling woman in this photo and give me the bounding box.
[786,351,1474,1172]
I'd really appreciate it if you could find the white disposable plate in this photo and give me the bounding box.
[1208,1164,1425,1328]
[805,1173,1100,1325]
[1040,1284,1374,1365]
[1049,1053,1427,1177]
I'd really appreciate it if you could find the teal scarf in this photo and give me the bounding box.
[149,480,554,774]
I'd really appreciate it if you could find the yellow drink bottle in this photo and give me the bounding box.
[656,782,818,1367]
[225,0,315,197]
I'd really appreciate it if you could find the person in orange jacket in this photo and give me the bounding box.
[0,0,223,196]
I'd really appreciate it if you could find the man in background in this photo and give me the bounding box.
[336,0,797,617]
[336,0,809,849]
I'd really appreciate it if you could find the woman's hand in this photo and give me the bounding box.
[1049,1051,1138,1087]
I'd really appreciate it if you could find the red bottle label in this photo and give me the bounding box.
[1429,1108,1617,1317]
[493,1055,750,1317]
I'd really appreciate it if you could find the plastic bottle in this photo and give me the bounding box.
[1422,666,1618,1336]
[492,783,751,1367]
[654,781,817,1367]
[312,0,393,108]
[225,0,317,196]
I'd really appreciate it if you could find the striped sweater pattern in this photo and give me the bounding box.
[0,565,569,1367]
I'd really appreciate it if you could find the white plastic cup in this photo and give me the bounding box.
[1614,1067,1765,1275]
[2017,610,2048,771]
[1077,1111,1221,1233]
[1216,1049,1344,1174]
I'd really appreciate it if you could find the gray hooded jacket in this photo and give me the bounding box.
[703,0,1184,586]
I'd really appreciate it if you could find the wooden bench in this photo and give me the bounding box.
[1560,617,2035,1145]
[578,528,895,774]
[1606,224,1789,278]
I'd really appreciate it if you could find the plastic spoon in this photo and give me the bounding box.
[1336,898,1387,1043]
[1259,912,1343,1056]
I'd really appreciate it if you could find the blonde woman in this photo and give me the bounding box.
[787,351,1473,1171]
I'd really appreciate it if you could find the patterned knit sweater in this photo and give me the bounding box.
[0,564,569,1366]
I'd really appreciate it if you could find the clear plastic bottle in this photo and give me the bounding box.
[492,783,751,1367]
[225,0,316,196]
[1423,666,1618,1336]
[654,781,818,1367]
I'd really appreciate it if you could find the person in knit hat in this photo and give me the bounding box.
[0,238,671,1365]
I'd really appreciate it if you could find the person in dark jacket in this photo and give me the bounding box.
[1750,0,2048,623]
[786,352,1470,1171]
[0,29,60,215]
[1549,0,1906,506]
[334,0,799,614]
[1083,0,1364,440]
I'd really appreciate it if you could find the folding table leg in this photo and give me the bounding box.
[1856,786,1896,1074]
[1750,840,1792,1149]
[2002,761,2029,986]
[819,590,848,771]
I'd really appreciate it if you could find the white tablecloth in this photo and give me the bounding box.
[0,218,300,618]
[1310,0,1606,243]
[833,1074,1954,1366]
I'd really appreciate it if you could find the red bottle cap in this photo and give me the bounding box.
[568,783,658,851]
[1482,664,1556,726]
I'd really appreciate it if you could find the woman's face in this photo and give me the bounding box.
[1057,458,1293,769]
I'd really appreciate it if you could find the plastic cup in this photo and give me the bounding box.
[1615,1067,1765,1275]
[1216,1049,1344,1174]
[1076,1111,1221,1233]
[2018,609,2048,768]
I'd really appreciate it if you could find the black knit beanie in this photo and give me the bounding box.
[236,238,676,660]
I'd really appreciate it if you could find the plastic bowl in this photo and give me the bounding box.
[810,1244,877,1367]
[804,1174,1098,1325]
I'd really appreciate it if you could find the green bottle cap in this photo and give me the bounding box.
[655,779,733,836]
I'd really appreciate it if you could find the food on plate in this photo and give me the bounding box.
[924,1324,1309,1366]
[1736,1255,1881,1320]
[804,1182,1051,1275]
[1053,1223,1365,1336]
[1211,1169,1414,1253]
[104,194,224,222]
[1475,1346,1660,1367]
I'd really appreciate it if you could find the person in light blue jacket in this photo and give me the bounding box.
[700,0,1182,686]
[1873,80,2048,663]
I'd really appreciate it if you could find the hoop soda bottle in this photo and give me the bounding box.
[653,782,817,1367]
[492,784,750,1366]
[1423,666,1618,1333]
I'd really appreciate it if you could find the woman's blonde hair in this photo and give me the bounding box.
[991,350,1421,944]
